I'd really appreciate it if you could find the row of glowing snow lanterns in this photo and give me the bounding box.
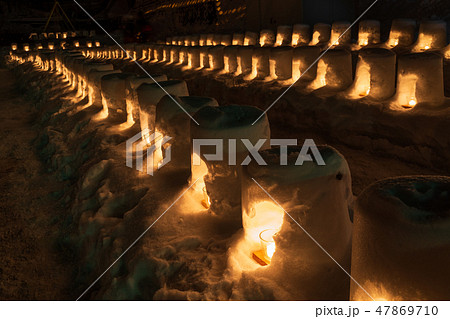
[10,40,101,52]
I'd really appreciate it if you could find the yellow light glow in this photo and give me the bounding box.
[12,44,17,50]
[259,35,267,47]
[310,31,320,45]
[202,186,211,208]
[95,42,101,47]
[309,59,328,90]
[291,34,299,46]
[408,98,417,107]
[396,73,418,108]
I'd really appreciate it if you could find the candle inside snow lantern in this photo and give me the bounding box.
[11,43,18,51]
[253,229,278,266]
[24,44,30,52]
[350,176,450,301]
[74,41,80,48]
[329,21,351,46]
[48,42,54,50]
[308,49,352,91]
[95,41,101,47]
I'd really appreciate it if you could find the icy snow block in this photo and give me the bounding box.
[276,25,293,46]
[155,95,219,171]
[127,74,168,120]
[187,46,202,68]
[384,18,418,47]
[358,20,380,46]
[232,33,245,45]
[137,80,189,133]
[330,21,351,46]
[310,23,331,45]
[413,20,447,51]
[237,46,255,75]
[244,31,259,46]
[269,47,294,80]
[394,52,445,107]
[223,46,239,73]
[350,176,450,301]
[208,45,225,70]
[221,34,232,46]
[345,48,396,100]
[242,145,353,300]
[190,105,271,221]
[259,29,276,47]
[292,24,310,46]
[292,46,321,81]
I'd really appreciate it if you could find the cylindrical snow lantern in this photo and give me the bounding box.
[137,80,189,140]
[309,23,331,46]
[330,21,351,46]
[245,47,271,80]
[100,73,136,121]
[241,145,353,300]
[232,33,245,45]
[351,176,450,301]
[154,95,218,175]
[269,47,294,81]
[309,49,353,91]
[259,29,275,47]
[223,46,239,74]
[358,20,380,47]
[190,105,270,226]
[394,52,444,108]
[345,48,396,100]
[386,19,416,48]
[292,24,310,46]
[292,46,321,82]
[221,34,232,46]
[236,46,255,76]
[413,20,447,52]
[244,32,258,46]
[275,26,292,46]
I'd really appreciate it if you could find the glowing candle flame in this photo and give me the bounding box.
[408,98,417,107]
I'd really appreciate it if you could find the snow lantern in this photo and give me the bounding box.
[199,34,208,46]
[87,69,122,108]
[241,145,353,300]
[199,46,211,69]
[236,46,255,76]
[350,176,450,301]
[11,43,17,51]
[345,48,396,100]
[80,62,114,102]
[178,47,189,65]
[244,31,258,46]
[412,20,447,52]
[23,43,30,52]
[330,22,351,47]
[212,34,222,46]
[74,41,80,48]
[154,95,218,174]
[208,45,225,70]
[151,45,164,63]
[443,44,450,60]
[190,35,200,46]
[268,47,294,81]
[190,105,270,223]
[245,47,271,80]
[232,33,245,45]
[95,41,101,47]
[357,20,380,47]
[393,52,444,109]
[125,74,168,127]
[87,41,93,48]
[100,73,136,122]
[37,43,43,50]
[186,47,202,69]
[290,46,321,83]
[206,34,214,46]
[259,29,275,47]
[275,26,292,46]
[309,23,331,46]
[162,46,171,63]
[48,42,55,50]
[386,19,416,48]
[169,46,180,64]
[223,46,239,74]
[291,24,310,46]
[221,34,232,46]
[308,49,352,91]
[137,80,189,143]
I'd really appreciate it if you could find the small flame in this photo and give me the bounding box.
[266,242,275,258]
[408,98,417,107]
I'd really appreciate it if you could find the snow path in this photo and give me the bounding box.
[0,69,73,300]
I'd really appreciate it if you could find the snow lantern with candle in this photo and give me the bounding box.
[308,49,352,91]
[291,46,321,83]
[275,26,292,46]
[351,176,450,301]
[221,34,232,46]
[232,33,244,46]
[268,47,294,81]
[245,47,271,80]
[241,145,353,300]
[385,19,416,48]
[190,105,270,224]
[223,46,239,74]
[208,45,225,71]
[309,23,331,46]
[236,46,255,76]
[100,73,137,123]
[345,48,396,100]
[357,20,380,47]
[393,52,445,109]
[259,30,275,47]
[137,80,189,142]
[412,20,447,52]
[329,22,351,47]
[291,24,310,47]
[244,31,258,46]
